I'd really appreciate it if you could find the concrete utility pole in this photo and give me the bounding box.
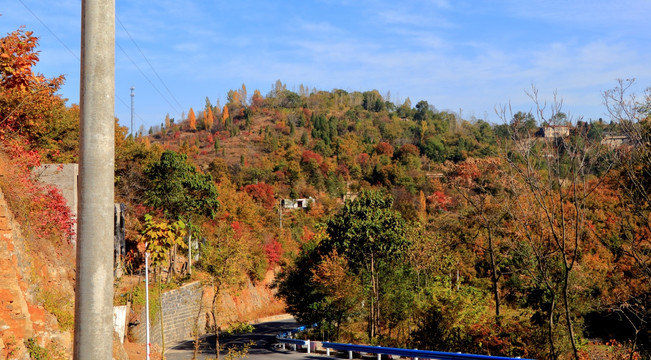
[130,86,135,136]
[74,0,115,358]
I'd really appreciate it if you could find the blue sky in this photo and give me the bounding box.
[2,0,650,132]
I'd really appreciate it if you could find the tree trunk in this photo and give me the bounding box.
[562,267,579,360]
[192,291,204,360]
[159,275,166,360]
[374,267,380,338]
[487,225,501,323]
[187,231,193,276]
[167,245,177,283]
[548,295,557,360]
[369,252,376,339]
[212,284,220,360]
[336,312,343,340]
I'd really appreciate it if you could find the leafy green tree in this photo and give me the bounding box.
[144,150,219,275]
[144,150,219,221]
[510,111,537,138]
[362,90,385,112]
[322,189,410,339]
[276,190,411,341]
[414,100,432,121]
[142,214,187,276]
[421,136,446,162]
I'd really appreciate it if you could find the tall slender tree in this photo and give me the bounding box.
[188,107,197,130]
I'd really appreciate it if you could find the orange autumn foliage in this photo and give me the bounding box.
[188,107,196,130]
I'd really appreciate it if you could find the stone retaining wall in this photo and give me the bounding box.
[129,270,286,346]
[130,281,204,345]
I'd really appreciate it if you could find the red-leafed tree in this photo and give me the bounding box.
[264,239,282,269]
[301,150,323,165]
[0,28,73,160]
[242,182,276,210]
[375,141,394,157]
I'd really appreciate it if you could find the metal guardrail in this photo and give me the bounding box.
[276,337,309,346]
[321,342,534,360]
[276,325,532,360]
[275,325,312,353]
[275,337,312,353]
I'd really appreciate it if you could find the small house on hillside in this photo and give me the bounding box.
[537,125,570,138]
[281,197,315,210]
[601,133,632,148]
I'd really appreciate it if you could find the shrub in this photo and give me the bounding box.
[39,289,74,331]
[0,146,75,244]
[224,322,254,335]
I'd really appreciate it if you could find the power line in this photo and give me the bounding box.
[116,16,184,116]
[17,0,145,126]
[17,0,79,60]
[116,41,180,119]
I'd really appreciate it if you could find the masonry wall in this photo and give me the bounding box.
[130,281,204,346]
[129,270,286,346]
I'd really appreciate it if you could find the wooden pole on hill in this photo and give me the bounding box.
[74,0,115,358]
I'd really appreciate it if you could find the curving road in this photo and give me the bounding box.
[165,319,332,360]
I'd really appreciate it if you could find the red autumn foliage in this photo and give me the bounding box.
[301,226,315,244]
[1,29,66,143]
[273,170,285,182]
[335,163,350,178]
[375,141,394,157]
[301,150,323,165]
[302,108,313,121]
[397,143,420,158]
[230,221,243,236]
[1,143,76,244]
[450,159,482,184]
[357,153,370,165]
[319,161,331,175]
[242,182,276,210]
[428,190,453,211]
[264,239,283,269]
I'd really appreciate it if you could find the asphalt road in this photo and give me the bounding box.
[165,319,333,360]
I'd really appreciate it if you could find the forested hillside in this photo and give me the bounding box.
[2,28,650,359]
[123,78,651,359]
